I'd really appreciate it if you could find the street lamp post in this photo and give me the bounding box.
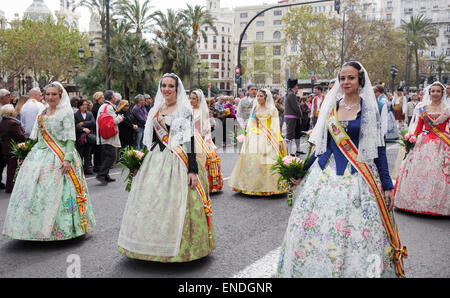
[390,64,398,93]
[74,65,79,96]
[205,64,210,98]
[197,60,201,89]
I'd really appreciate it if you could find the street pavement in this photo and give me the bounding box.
[0,141,448,278]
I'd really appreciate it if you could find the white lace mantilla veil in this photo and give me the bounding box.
[408,81,449,134]
[29,81,75,141]
[143,73,193,150]
[192,89,213,144]
[309,61,384,162]
[247,88,274,130]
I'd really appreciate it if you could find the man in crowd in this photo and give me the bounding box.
[406,94,419,126]
[393,87,407,128]
[446,83,450,100]
[284,78,303,156]
[236,84,257,129]
[144,94,153,113]
[310,86,325,128]
[96,90,124,185]
[20,87,45,139]
[132,94,148,150]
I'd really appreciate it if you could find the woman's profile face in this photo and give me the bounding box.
[161,77,177,101]
[430,85,443,103]
[257,91,266,106]
[339,65,359,96]
[45,86,61,108]
[190,93,199,108]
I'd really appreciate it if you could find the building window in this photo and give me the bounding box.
[274,10,282,16]
[213,36,216,43]
[240,22,247,28]
[431,50,436,57]
[386,14,392,21]
[273,59,281,70]
[258,12,264,17]
[273,20,282,26]
[447,48,450,56]
[273,45,281,55]
[211,54,219,60]
[256,32,264,40]
[273,74,281,84]
[214,72,219,79]
[386,1,393,10]
[255,47,265,56]
[273,31,281,39]
[212,62,219,68]
[242,33,247,40]
[254,74,265,84]
[222,27,224,32]
[240,12,248,18]
[201,54,208,59]
[256,21,264,26]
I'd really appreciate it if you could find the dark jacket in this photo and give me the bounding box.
[284,90,302,118]
[74,110,96,146]
[0,117,26,156]
[117,110,137,149]
[92,103,101,120]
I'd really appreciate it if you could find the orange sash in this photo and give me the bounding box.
[327,105,407,277]
[153,113,213,237]
[37,114,88,233]
[252,108,287,158]
[194,134,223,190]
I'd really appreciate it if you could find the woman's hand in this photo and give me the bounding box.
[61,160,71,175]
[289,177,302,191]
[188,173,198,189]
[83,128,90,134]
[384,189,394,211]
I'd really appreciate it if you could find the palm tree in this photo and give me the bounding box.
[73,0,118,42]
[435,53,449,82]
[401,15,438,90]
[180,4,217,89]
[117,0,154,36]
[153,9,190,74]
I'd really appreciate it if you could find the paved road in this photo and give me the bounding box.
[0,141,448,278]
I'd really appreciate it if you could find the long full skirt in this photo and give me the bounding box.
[277,157,398,277]
[394,134,449,216]
[2,144,95,241]
[117,147,216,262]
[228,132,286,196]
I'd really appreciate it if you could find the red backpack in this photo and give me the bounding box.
[98,105,118,139]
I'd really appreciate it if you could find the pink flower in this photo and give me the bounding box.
[409,136,416,143]
[333,260,343,270]
[18,143,27,150]
[282,155,294,165]
[335,218,351,237]
[403,133,411,140]
[307,130,312,136]
[236,134,245,143]
[302,211,319,229]
[135,150,145,159]
[54,230,65,240]
[362,228,371,239]
[294,250,306,260]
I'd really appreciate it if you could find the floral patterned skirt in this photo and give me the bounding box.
[277,157,398,278]
[2,145,95,241]
[118,148,215,262]
[394,135,449,216]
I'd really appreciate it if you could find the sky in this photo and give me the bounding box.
[1,0,280,32]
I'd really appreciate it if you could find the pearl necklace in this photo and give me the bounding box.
[341,100,359,111]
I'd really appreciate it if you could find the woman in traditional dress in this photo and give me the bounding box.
[385,91,399,141]
[277,62,406,278]
[117,74,215,262]
[394,81,449,216]
[228,89,287,196]
[190,89,223,193]
[2,82,95,241]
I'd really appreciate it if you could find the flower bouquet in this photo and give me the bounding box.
[117,146,148,192]
[397,129,416,160]
[229,127,246,149]
[271,152,313,207]
[10,139,37,182]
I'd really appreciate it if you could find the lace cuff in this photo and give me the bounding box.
[64,140,75,162]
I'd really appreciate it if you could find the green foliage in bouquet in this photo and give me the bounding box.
[117,146,149,192]
[397,129,416,160]
[10,139,38,182]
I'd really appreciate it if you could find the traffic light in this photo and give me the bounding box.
[235,68,241,85]
[311,75,316,87]
[335,0,340,14]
